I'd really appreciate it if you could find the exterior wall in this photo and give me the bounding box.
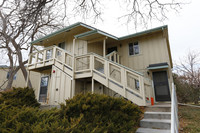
[75,79,121,98]
[0,68,40,96]
[103,32,173,101]
[43,29,89,55]
[48,65,72,105]
[119,32,171,74]
[87,41,103,56]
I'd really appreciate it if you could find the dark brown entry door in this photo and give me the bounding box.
[153,71,171,101]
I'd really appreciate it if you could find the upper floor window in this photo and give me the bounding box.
[129,42,139,55]
[58,42,65,50]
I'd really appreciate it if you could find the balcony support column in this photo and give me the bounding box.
[103,39,106,57]
[71,38,76,97]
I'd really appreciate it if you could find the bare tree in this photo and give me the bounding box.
[175,51,200,104]
[0,0,62,89]
[0,0,186,89]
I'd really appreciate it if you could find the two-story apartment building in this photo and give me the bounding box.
[27,22,173,106]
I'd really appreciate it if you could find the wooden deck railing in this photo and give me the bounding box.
[106,51,120,63]
[28,45,153,106]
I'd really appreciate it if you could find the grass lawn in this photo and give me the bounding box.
[179,105,200,133]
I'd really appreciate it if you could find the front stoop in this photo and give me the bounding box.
[136,104,171,133]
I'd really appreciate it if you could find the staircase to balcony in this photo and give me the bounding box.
[28,46,153,106]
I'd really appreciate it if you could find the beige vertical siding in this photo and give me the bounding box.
[48,65,71,105]
[0,68,40,92]
[87,41,103,56]
[119,32,171,74]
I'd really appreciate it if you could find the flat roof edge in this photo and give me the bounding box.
[30,22,96,45]
[119,25,168,40]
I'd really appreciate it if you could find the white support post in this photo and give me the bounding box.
[62,50,65,70]
[43,50,46,66]
[117,55,120,63]
[114,53,116,62]
[105,61,109,87]
[71,39,76,98]
[121,68,126,98]
[35,53,38,68]
[103,39,106,57]
[139,76,146,106]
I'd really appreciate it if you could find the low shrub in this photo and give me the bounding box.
[60,93,142,133]
[0,89,142,133]
[0,104,82,133]
[0,87,40,107]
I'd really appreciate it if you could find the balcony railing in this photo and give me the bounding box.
[106,51,120,63]
[28,45,154,106]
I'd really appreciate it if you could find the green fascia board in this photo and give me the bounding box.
[74,30,98,38]
[30,22,168,44]
[97,30,118,40]
[74,29,118,40]
[147,65,169,70]
[119,25,168,40]
[30,22,95,45]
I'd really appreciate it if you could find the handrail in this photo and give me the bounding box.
[28,45,149,105]
[28,46,143,76]
[90,52,143,76]
[29,45,73,56]
[105,50,118,58]
[171,83,179,133]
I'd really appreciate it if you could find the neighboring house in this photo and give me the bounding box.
[0,65,40,95]
[27,22,173,106]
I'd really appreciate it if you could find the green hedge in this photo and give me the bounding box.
[0,88,142,133]
[60,93,142,133]
[0,87,40,107]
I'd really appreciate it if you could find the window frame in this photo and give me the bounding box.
[128,41,140,56]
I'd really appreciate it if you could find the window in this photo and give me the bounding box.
[7,72,17,80]
[39,76,49,102]
[58,42,65,50]
[129,42,139,55]
[135,79,140,90]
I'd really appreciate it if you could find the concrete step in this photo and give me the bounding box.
[146,105,171,112]
[140,119,171,129]
[136,127,170,133]
[144,112,171,119]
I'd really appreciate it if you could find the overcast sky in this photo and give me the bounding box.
[0,0,199,65]
[85,0,200,62]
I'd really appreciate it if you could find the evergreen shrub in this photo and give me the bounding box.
[0,88,142,133]
[60,93,142,133]
[0,87,40,107]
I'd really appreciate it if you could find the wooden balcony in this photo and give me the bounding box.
[28,46,153,106]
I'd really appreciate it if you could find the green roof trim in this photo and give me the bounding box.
[74,30,98,38]
[30,22,95,45]
[30,22,168,45]
[147,65,169,70]
[74,29,118,40]
[118,25,168,40]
